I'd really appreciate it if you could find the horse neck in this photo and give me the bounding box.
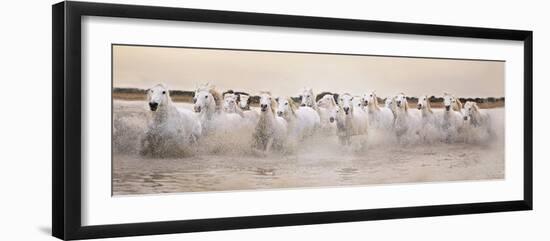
[367,101,380,113]
[282,109,296,123]
[421,106,432,117]
[395,107,408,122]
[152,102,177,124]
[471,111,482,125]
[200,101,218,120]
[443,110,454,121]
[259,108,275,120]
[344,112,354,127]
[309,101,318,110]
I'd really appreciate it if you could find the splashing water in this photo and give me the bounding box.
[112,100,505,195]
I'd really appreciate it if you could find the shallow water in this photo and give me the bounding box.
[112,100,504,195]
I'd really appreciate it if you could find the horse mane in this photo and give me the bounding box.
[454,96,463,110]
[287,97,297,114]
[209,89,223,111]
[339,93,352,106]
[270,96,277,115]
[371,91,379,105]
[399,93,409,112]
[370,92,380,110]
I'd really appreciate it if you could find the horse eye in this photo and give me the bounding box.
[205,96,208,99]
[162,91,166,94]
[285,103,288,105]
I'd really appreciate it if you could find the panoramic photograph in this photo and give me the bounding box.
[111,44,505,195]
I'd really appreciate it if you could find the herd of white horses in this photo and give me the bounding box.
[137,83,494,157]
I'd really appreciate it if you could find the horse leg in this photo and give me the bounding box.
[265,137,274,153]
[139,132,152,156]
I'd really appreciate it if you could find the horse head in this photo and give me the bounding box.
[194,87,216,114]
[362,91,378,107]
[395,93,408,111]
[339,93,354,116]
[328,105,343,124]
[317,94,337,109]
[146,84,171,111]
[463,101,480,122]
[417,95,431,111]
[443,92,455,112]
[276,97,296,118]
[223,93,238,113]
[259,92,276,115]
[299,87,316,107]
[238,94,250,110]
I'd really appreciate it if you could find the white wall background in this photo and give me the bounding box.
[0,0,547,240]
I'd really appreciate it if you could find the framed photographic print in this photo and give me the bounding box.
[52,1,533,240]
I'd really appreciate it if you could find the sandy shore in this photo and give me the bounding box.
[112,100,504,195]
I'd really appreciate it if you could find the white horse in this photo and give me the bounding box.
[252,92,288,153]
[299,87,318,109]
[140,84,202,157]
[277,96,320,140]
[461,101,492,143]
[300,88,331,132]
[328,104,351,145]
[223,93,244,117]
[222,93,247,127]
[416,95,440,142]
[238,94,251,110]
[393,93,420,140]
[443,92,463,112]
[441,93,464,142]
[316,94,339,135]
[193,84,224,134]
[384,96,398,121]
[238,94,260,126]
[352,95,370,131]
[362,91,393,129]
[338,93,368,146]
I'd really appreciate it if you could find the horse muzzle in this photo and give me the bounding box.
[194,106,202,113]
[445,106,450,111]
[260,104,268,112]
[343,107,350,115]
[277,111,283,117]
[149,102,158,111]
[463,116,468,121]
[300,103,306,107]
[417,104,422,110]
[329,117,335,123]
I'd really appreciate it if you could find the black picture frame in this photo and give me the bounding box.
[52,1,533,240]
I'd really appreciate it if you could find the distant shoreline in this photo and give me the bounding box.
[113,88,505,109]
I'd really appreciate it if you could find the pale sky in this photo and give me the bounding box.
[113,45,504,98]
